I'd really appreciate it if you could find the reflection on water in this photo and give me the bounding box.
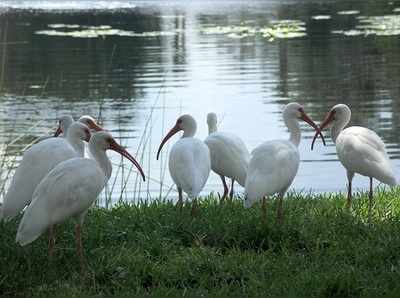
[1,0,400,204]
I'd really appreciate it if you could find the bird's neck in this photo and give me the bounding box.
[331,118,349,143]
[285,117,301,147]
[182,128,196,138]
[61,120,73,136]
[89,144,112,179]
[208,123,217,135]
[66,134,85,157]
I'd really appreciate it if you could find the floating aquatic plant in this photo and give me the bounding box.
[48,24,81,29]
[201,20,306,40]
[333,14,400,36]
[337,10,360,15]
[36,24,177,38]
[311,15,332,20]
[261,20,306,40]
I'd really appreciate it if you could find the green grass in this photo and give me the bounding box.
[2,189,400,297]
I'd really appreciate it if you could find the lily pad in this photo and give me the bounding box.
[36,26,176,38]
[311,15,332,20]
[333,14,400,36]
[201,19,307,41]
[48,24,80,29]
[337,10,360,15]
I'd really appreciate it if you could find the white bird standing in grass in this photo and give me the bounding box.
[1,117,103,221]
[244,103,324,223]
[157,114,211,215]
[204,113,250,201]
[16,131,145,269]
[311,104,396,214]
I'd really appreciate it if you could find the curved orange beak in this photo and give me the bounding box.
[110,140,145,181]
[54,123,62,137]
[311,110,335,150]
[156,123,182,160]
[300,110,326,147]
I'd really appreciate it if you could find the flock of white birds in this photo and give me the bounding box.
[0,102,397,268]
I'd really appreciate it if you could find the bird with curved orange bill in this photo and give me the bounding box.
[16,131,146,272]
[157,114,211,216]
[311,104,397,218]
[244,102,325,223]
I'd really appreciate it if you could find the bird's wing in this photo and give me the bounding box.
[169,139,210,198]
[342,127,386,155]
[16,158,105,246]
[337,127,396,185]
[192,140,211,196]
[245,141,300,203]
[2,138,78,221]
[205,132,250,186]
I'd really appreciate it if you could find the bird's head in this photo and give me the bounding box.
[207,113,218,134]
[54,115,74,137]
[91,131,145,181]
[67,122,91,142]
[283,102,326,146]
[156,114,197,160]
[311,104,351,150]
[78,115,104,132]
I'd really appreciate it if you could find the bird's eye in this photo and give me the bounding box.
[298,107,304,113]
[177,119,183,124]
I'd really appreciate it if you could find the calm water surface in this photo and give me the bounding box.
[1,0,400,204]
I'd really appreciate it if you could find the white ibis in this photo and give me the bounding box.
[55,115,103,137]
[157,114,211,215]
[37,115,102,142]
[204,113,250,201]
[16,131,145,268]
[1,121,96,221]
[36,115,74,143]
[311,104,396,214]
[244,103,324,222]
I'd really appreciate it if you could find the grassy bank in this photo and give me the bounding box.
[1,189,400,297]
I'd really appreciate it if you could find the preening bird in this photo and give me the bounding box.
[311,104,396,214]
[157,114,211,215]
[1,121,93,221]
[204,113,250,201]
[15,131,145,268]
[244,103,324,222]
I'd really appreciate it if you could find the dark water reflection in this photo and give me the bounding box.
[1,0,400,204]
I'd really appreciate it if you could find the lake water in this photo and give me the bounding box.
[1,0,400,205]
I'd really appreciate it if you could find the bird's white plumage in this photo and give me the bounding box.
[243,102,312,210]
[245,140,299,207]
[1,122,89,221]
[336,126,396,186]
[205,131,250,186]
[2,138,79,221]
[16,158,106,246]
[169,138,211,198]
